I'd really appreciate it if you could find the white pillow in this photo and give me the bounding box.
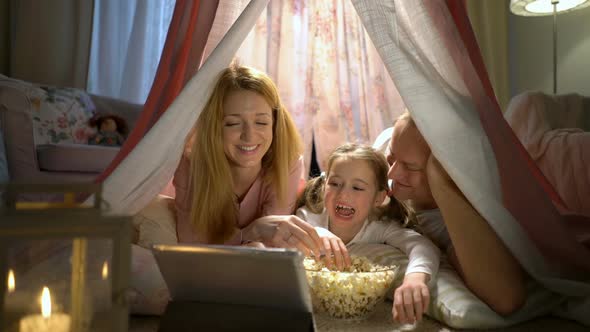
[348,243,565,329]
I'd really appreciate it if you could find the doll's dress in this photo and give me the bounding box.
[88,131,125,147]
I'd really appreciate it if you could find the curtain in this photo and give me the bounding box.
[202,0,252,61]
[96,0,219,186]
[0,0,9,75]
[7,0,94,88]
[351,0,590,295]
[465,0,510,111]
[95,0,590,298]
[95,0,267,214]
[234,0,405,173]
[86,0,176,104]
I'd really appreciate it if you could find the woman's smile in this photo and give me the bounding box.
[237,144,260,154]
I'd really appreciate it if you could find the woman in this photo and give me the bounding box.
[173,64,323,257]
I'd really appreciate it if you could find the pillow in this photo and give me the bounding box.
[128,195,177,315]
[553,296,590,326]
[128,244,170,315]
[0,74,97,145]
[132,194,178,248]
[372,126,393,155]
[347,243,566,329]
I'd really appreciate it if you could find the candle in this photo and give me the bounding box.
[4,271,35,315]
[7,269,15,293]
[19,287,71,332]
[102,261,109,280]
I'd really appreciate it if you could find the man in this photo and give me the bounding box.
[385,111,526,317]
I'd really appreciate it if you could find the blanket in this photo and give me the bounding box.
[505,92,590,218]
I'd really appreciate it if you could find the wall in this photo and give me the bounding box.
[0,0,8,75]
[467,0,510,110]
[509,6,590,97]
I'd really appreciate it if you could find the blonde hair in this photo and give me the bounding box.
[189,64,303,243]
[297,143,415,227]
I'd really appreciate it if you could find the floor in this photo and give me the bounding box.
[129,301,588,332]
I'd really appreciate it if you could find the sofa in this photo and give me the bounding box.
[0,74,142,185]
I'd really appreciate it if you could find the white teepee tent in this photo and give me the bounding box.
[95,0,589,325]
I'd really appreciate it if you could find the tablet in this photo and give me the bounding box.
[152,244,313,313]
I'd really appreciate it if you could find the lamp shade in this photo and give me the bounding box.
[510,0,590,16]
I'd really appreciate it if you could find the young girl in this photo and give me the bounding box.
[297,143,440,324]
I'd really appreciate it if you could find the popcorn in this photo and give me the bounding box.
[304,256,397,319]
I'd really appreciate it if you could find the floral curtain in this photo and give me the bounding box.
[234,0,406,173]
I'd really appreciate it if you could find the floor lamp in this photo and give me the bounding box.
[510,0,590,94]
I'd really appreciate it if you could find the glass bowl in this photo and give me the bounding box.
[304,256,398,320]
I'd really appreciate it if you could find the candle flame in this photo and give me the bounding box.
[7,269,15,292]
[102,261,109,280]
[41,286,51,318]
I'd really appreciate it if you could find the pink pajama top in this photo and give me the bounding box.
[173,154,304,244]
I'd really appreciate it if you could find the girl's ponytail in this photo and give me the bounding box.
[296,173,326,214]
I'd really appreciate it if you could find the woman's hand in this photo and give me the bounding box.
[314,227,351,270]
[242,215,324,258]
[392,272,430,324]
[241,241,266,248]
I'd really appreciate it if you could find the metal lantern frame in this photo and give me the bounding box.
[0,183,131,332]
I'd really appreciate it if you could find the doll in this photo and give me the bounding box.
[87,113,129,147]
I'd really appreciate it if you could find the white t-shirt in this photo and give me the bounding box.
[297,206,440,277]
[416,208,452,251]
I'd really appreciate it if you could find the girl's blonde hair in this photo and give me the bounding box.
[189,64,303,243]
[297,143,415,227]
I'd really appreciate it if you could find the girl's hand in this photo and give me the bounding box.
[314,227,351,270]
[392,272,430,324]
[243,215,324,258]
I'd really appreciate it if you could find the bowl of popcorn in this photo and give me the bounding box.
[303,256,398,320]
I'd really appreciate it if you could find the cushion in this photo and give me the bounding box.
[347,243,567,329]
[128,195,177,315]
[0,74,97,146]
[372,126,393,154]
[132,194,178,248]
[129,244,170,315]
[553,296,590,326]
[36,143,119,173]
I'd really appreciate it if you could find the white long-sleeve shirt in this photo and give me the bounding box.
[297,206,440,278]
